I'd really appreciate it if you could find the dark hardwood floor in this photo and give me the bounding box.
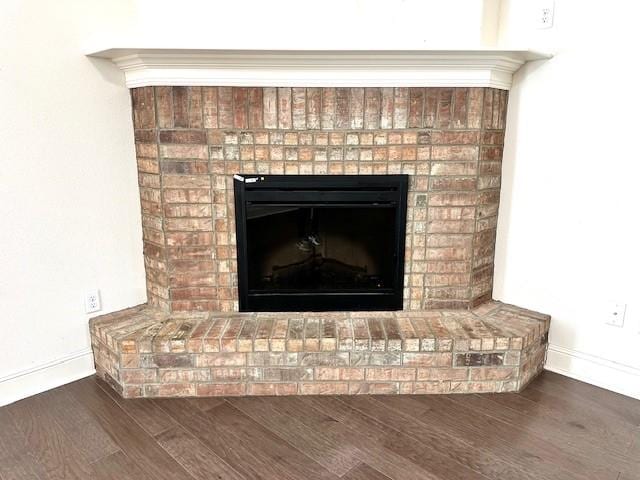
[0,371,638,480]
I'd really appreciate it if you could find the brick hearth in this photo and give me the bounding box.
[91,301,549,398]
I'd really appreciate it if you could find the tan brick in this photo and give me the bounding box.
[366,367,416,381]
[412,381,451,394]
[165,218,212,232]
[195,353,245,367]
[349,382,398,394]
[248,383,298,396]
[196,383,246,396]
[120,369,156,384]
[278,87,292,129]
[469,367,517,381]
[299,382,349,395]
[144,384,196,397]
[431,145,478,161]
[159,144,208,160]
[467,381,498,393]
[403,353,452,367]
[315,367,365,381]
[416,367,468,381]
[158,369,210,383]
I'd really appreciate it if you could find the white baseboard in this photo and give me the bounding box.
[0,349,96,407]
[545,344,640,400]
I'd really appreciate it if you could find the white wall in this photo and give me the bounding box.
[0,0,146,406]
[89,0,498,52]
[495,0,640,398]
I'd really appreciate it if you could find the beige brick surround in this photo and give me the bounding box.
[132,86,507,312]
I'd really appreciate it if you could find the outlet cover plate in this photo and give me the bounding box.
[606,302,626,328]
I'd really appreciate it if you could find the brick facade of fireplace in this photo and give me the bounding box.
[132,86,507,313]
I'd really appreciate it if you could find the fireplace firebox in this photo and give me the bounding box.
[234,175,408,311]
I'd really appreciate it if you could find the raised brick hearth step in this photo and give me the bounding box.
[90,301,549,398]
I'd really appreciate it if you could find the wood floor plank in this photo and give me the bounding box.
[447,393,640,480]
[37,386,120,464]
[0,409,43,480]
[483,390,634,453]
[519,378,638,437]
[96,377,177,437]
[229,396,361,476]
[155,425,246,480]
[529,372,640,426]
[155,398,339,480]
[423,394,633,480]
[376,395,594,480]
[186,397,225,413]
[65,378,192,480]
[205,402,341,480]
[340,394,540,480]
[91,451,153,480]
[153,399,281,480]
[296,396,482,480]
[5,396,96,480]
[343,463,392,480]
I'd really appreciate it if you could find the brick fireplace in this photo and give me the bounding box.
[87,45,552,399]
[90,81,550,398]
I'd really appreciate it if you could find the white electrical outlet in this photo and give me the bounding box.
[85,289,102,314]
[534,1,555,29]
[605,302,626,328]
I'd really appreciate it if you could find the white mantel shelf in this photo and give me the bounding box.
[88,48,551,90]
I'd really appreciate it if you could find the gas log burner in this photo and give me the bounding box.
[233,175,408,311]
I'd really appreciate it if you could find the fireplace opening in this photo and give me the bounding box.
[234,175,408,311]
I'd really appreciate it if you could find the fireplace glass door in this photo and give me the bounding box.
[234,175,408,311]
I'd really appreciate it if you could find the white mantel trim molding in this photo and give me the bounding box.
[88,49,551,90]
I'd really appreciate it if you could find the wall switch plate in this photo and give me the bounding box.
[605,302,626,328]
[534,1,555,29]
[85,290,102,314]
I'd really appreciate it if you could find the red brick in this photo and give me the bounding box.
[277,88,292,129]
[435,88,453,129]
[451,88,468,129]
[307,88,321,129]
[393,88,409,128]
[263,87,278,129]
[364,88,381,129]
[233,88,248,129]
[159,130,207,144]
[349,88,364,129]
[292,87,306,130]
[408,88,424,128]
[335,88,350,129]
[202,87,218,128]
[218,87,233,128]
[467,88,484,129]
[380,88,394,129]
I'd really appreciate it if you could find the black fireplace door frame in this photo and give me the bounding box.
[233,175,408,312]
